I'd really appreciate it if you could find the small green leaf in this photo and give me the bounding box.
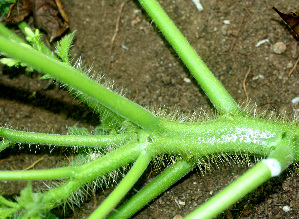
[0,58,20,67]
[68,125,91,136]
[55,31,77,64]
[44,212,59,219]
[40,74,54,80]
[17,182,45,218]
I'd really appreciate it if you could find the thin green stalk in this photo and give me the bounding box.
[186,141,295,218]
[0,140,10,151]
[0,141,141,181]
[17,21,58,59]
[0,33,160,131]
[0,22,25,43]
[89,152,151,219]
[0,127,129,147]
[40,142,142,212]
[0,195,19,208]
[108,160,195,218]
[0,167,74,180]
[185,161,272,218]
[138,0,239,114]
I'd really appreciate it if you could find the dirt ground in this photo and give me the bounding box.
[0,0,298,218]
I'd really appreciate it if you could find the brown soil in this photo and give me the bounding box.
[0,0,298,218]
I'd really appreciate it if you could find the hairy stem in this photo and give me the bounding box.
[186,141,295,218]
[109,160,195,218]
[40,141,142,211]
[0,33,160,131]
[0,141,140,181]
[186,161,272,218]
[0,127,129,147]
[89,152,151,218]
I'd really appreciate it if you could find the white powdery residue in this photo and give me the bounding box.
[197,128,274,146]
[255,39,269,47]
[235,128,274,146]
[192,0,203,12]
[221,132,238,143]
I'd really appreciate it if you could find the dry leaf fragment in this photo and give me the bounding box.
[273,6,299,40]
[6,0,33,23]
[34,0,69,42]
[5,0,69,42]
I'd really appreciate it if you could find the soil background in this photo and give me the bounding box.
[0,0,298,218]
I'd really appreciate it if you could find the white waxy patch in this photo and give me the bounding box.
[262,158,281,177]
[197,128,274,147]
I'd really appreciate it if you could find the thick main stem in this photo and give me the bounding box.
[138,0,239,114]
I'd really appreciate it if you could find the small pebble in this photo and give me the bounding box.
[255,39,269,47]
[223,20,230,25]
[286,61,293,69]
[282,205,291,212]
[273,42,286,54]
[291,97,299,104]
[183,78,191,83]
[252,75,264,80]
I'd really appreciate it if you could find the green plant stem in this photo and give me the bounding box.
[138,0,239,114]
[89,152,151,219]
[154,115,298,159]
[17,21,57,59]
[185,161,272,219]
[0,195,19,208]
[186,141,295,218]
[0,34,160,131]
[40,141,142,211]
[0,127,129,147]
[108,160,195,218]
[0,141,140,181]
[0,140,10,152]
[0,167,74,180]
[0,22,25,43]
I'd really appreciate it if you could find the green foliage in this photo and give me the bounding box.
[0,0,297,218]
[55,30,76,65]
[17,183,43,219]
